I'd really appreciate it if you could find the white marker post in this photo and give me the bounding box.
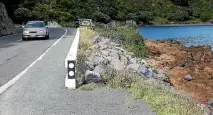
[65,28,80,89]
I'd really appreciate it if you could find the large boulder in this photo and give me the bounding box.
[84,70,102,84]
[0,2,15,36]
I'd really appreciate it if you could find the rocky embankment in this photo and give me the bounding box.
[0,2,15,36]
[81,35,170,87]
[145,39,213,112]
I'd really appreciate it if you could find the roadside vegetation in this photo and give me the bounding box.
[78,27,203,115]
[76,29,94,86]
[3,0,213,25]
[100,24,147,58]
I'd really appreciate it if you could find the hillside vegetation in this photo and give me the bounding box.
[2,0,213,24]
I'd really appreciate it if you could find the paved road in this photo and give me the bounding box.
[0,28,155,115]
[0,28,67,87]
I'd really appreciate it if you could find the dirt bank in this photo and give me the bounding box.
[145,39,213,104]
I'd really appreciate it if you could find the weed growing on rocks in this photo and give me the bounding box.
[76,29,94,86]
[100,25,147,58]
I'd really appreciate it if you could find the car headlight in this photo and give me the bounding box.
[23,31,29,34]
[38,30,45,33]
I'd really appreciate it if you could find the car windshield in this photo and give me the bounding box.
[25,22,45,28]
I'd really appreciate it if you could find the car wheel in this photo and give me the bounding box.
[22,37,27,41]
[44,33,49,40]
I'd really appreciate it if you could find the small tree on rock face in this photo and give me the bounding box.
[14,8,32,24]
[126,13,137,21]
[93,12,111,24]
[137,11,153,24]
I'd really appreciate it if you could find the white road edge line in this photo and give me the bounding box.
[0,29,68,95]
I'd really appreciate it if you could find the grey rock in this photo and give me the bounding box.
[93,64,106,75]
[109,51,119,60]
[146,70,157,79]
[100,44,108,50]
[0,2,15,36]
[88,55,106,66]
[115,47,125,51]
[127,64,140,72]
[105,56,112,63]
[140,59,149,66]
[101,39,110,44]
[128,58,137,64]
[138,65,149,75]
[184,74,193,81]
[92,35,102,43]
[157,73,169,82]
[110,59,126,70]
[208,98,213,108]
[115,44,121,47]
[137,66,157,78]
[85,61,95,70]
[85,70,102,84]
[101,50,109,56]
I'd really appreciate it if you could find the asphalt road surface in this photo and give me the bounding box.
[0,28,67,87]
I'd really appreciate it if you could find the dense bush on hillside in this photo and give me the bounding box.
[2,0,213,24]
[14,8,32,24]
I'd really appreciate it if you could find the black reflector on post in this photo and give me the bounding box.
[68,60,75,79]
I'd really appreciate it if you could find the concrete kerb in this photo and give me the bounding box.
[65,28,80,89]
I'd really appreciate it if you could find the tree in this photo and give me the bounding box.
[14,8,32,24]
[126,13,137,21]
[93,12,111,24]
[137,11,154,23]
[32,4,52,21]
[167,7,189,21]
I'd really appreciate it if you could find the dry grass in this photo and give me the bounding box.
[79,28,94,51]
[103,70,203,115]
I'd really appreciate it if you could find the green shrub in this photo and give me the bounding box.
[126,13,138,21]
[137,11,154,24]
[14,8,32,24]
[153,17,169,24]
[93,12,111,24]
[200,12,213,21]
[100,25,147,58]
[167,8,189,21]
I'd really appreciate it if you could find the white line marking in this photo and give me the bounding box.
[0,29,68,95]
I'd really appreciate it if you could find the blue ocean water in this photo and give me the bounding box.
[139,25,213,48]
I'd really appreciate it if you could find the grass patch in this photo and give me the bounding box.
[103,70,203,115]
[129,81,202,115]
[100,25,147,58]
[79,28,94,51]
[76,28,95,86]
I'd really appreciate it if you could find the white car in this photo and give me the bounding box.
[22,21,49,40]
